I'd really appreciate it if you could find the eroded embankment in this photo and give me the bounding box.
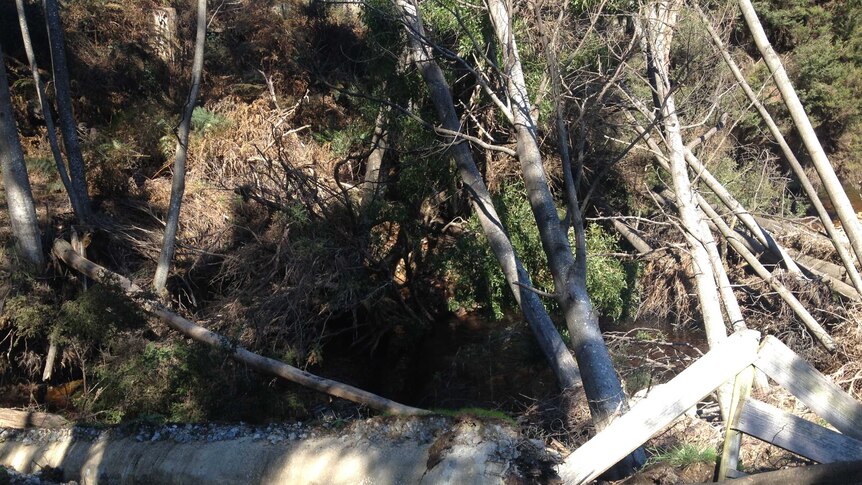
[0,415,558,484]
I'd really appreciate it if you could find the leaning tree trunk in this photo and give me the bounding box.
[638,1,735,418]
[737,0,862,275]
[695,5,862,297]
[153,0,206,294]
[640,1,727,349]
[0,45,44,269]
[633,117,747,332]
[486,0,645,476]
[396,0,582,392]
[42,0,91,221]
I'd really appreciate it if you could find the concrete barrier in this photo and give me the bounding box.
[0,416,544,484]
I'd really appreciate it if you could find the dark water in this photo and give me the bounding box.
[818,184,862,223]
[403,312,559,409]
[395,311,708,410]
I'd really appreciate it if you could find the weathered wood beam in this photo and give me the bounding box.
[715,460,862,484]
[557,329,761,484]
[736,399,862,463]
[718,366,755,479]
[755,336,862,440]
[51,239,429,416]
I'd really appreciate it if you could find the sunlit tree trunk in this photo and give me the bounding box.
[698,5,862,297]
[154,0,207,294]
[638,0,733,418]
[359,106,389,215]
[0,45,44,269]
[486,0,644,477]
[737,0,862,276]
[640,1,727,347]
[43,0,91,221]
[396,0,582,392]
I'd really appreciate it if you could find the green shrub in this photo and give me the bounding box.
[57,284,146,346]
[89,340,308,423]
[91,341,213,423]
[441,182,638,320]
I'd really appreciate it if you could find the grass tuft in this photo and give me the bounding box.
[646,443,717,468]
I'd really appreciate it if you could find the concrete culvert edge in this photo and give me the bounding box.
[0,416,561,485]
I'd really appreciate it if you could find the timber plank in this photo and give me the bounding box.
[718,366,755,479]
[557,329,761,484]
[735,399,862,463]
[754,336,862,441]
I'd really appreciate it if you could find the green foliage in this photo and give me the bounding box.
[57,284,146,346]
[191,106,231,134]
[93,341,216,422]
[583,224,638,320]
[2,295,54,340]
[158,107,231,159]
[699,155,806,218]
[646,444,717,468]
[313,121,371,158]
[753,0,862,168]
[90,340,308,423]
[1,281,145,351]
[442,182,638,320]
[419,0,490,58]
[393,116,454,207]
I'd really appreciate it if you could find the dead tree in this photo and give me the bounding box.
[154,0,207,294]
[638,1,728,352]
[694,5,862,297]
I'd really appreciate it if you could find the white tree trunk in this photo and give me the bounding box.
[696,5,862,297]
[633,120,747,332]
[0,46,44,269]
[737,0,862,277]
[640,1,727,349]
[154,0,207,293]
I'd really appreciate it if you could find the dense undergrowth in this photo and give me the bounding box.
[0,0,860,450]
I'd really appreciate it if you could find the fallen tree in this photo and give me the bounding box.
[51,239,429,416]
